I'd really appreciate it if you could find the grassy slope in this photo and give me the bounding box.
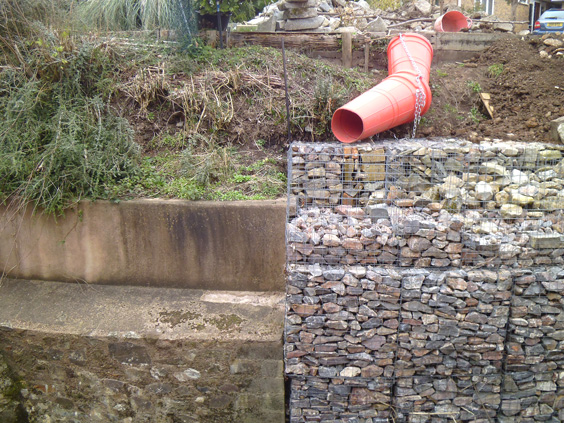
[0,30,376,213]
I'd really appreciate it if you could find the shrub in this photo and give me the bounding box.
[0,42,140,214]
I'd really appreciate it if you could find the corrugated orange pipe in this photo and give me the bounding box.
[331,33,433,143]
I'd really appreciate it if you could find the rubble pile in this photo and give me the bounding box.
[531,34,564,59]
[285,140,564,422]
[240,0,525,33]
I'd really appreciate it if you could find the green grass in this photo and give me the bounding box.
[467,80,482,93]
[106,151,286,202]
[488,63,504,78]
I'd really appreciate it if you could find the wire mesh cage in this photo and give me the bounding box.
[287,139,564,269]
[285,139,564,423]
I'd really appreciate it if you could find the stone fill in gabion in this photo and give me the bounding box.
[285,140,564,423]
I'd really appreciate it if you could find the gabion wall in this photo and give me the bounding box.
[285,140,564,423]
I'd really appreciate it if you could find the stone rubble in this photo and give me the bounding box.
[285,140,564,422]
[237,0,561,34]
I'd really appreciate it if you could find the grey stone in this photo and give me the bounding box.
[283,7,318,19]
[364,17,388,33]
[108,342,151,365]
[414,0,432,14]
[285,15,324,30]
[493,22,513,32]
[257,15,277,32]
[549,116,564,143]
[174,368,201,381]
[530,234,564,249]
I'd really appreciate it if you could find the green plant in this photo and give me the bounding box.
[488,63,504,78]
[467,80,482,93]
[78,0,194,31]
[436,69,448,77]
[197,0,270,23]
[469,106,484,123]
[231,173,252,183]
[255,139,266,149]
[0,68,140,214]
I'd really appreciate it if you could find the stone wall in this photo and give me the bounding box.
[0,280,285,423]
[0,330,283,423]
[285,140,564,422]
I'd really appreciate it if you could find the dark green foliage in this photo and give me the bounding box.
[197,0,271,23]
[0,43,140,214]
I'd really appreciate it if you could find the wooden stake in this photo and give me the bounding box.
[364,42,369,73]
[342,32,352,68]
[479,92,495,119]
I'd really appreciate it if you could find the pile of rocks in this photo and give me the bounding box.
[286,260,564,421]
[280,0,325,31]
[242,0,442,33]
[287,206,564,268]
[286,265,511,421]
[285,140,564,422]
[290,140,564,217]
[241,0,525,33]
[531,33,564,60]
[288,140,564,268]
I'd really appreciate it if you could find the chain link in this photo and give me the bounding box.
[398,33,426,139]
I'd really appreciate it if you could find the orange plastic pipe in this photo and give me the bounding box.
[331,33,433,143]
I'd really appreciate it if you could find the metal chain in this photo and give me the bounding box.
[399,33,426,139]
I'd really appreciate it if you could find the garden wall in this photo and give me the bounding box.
[285,140,564,422]
[0,199,286,291]
[0,279,285,423]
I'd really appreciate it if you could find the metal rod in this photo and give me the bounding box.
[216,0,223,49]
[282,39,292,144]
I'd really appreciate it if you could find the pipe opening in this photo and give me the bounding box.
[331,109,364,143]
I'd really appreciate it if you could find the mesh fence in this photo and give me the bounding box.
[285,139,564,423]
[287,139,564,269]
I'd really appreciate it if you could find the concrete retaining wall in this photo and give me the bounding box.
[0,199,286,291]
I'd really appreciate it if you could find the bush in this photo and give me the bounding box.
[0,42,140,214]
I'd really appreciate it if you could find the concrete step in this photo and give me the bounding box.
[0,278,285,341]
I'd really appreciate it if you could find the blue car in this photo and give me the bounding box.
[533,8,564,34]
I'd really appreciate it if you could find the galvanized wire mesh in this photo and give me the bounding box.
[285,139,564,423]
[287,139,564,269]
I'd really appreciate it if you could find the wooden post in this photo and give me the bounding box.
[364,42,369,73]
[342,32,352,68]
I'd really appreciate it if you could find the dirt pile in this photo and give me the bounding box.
[415,34,564,143]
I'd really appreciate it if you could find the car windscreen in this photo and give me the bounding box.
[542,10,564,19]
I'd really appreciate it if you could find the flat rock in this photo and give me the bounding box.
[284,16,324,30]
[283,7,318,19]
[549,116,564,143]
[365,17,388,32]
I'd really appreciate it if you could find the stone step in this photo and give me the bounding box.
[0,278,284,341]
[0,279,286,422]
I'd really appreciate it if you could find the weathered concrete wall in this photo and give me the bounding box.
[0,199,286,291]
[0,279,285,423]
[431,32,514,62]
